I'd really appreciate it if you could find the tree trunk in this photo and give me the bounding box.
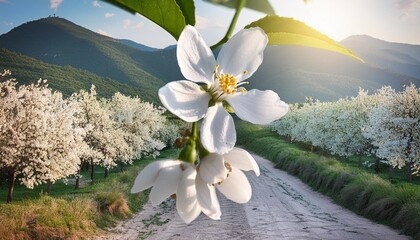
[46,180,52,194]
[374,157,380,173]
[75,163,83,189]
[104,168,109,178]
[90,159,95,184]
[406,161,412,182]
[388,164,394,180]
[358,155,363,168]
[7,170,16,203]
[120,161,124,172]
[75,176,80,189]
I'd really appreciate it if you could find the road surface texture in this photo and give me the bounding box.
[97,155,410,240]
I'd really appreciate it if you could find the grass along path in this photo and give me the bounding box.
[0,148,179,239]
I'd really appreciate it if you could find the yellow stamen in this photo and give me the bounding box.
[218,73,237,95]
[211,65,249,97]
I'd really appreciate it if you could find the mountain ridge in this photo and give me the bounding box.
[0,17,163,103]
[0,17,419,103]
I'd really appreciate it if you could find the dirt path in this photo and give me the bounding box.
[96,155,410,240]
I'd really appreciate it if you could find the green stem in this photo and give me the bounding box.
[210,0,247,50]
[178,122,198,165]
[191,121,198,141]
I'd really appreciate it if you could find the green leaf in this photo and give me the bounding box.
[175,0,196,25]
[103,0,195,40]
[246,16,363,62]
[204,0,275,15]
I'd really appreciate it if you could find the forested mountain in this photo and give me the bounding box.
[0,17,163,102]
[0,48,139,98]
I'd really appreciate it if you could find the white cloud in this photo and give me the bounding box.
[195,15,225,30]
[0,0,9,3]
[135,22,145,29]
[105,13,115,18]
[394,0,420,20]
[3,21,13,27]
[123,19,132,29]
[97,29,112,37]
[50,0,63,11]
[395,0,420,10]
[92,0,101,8]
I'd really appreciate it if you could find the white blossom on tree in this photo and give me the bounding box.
[364,84,419,180]
[0,71,86,202]
[108,92,169,163]
[72,86,125,181]
[271,84,419,181]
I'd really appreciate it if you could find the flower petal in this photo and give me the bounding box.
[198,153,228,184]
[201,103,236,154]
[131,160,181,193]
[217,27,267,82]
[196,175,221,220]
[227,89,289,124]
[177,25,216,85]
[177,165,201,223]
[178,200,202,224]
[150,165,182,206]
[216,168,252,204]
[159,80,211,122]
[224,148,260,176]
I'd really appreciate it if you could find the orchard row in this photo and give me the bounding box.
[0,70,181,202]
[271,84,419,181]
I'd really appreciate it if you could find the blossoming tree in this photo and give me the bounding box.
[364,84,419,181]
[72,86,128,184]
[108,92,169,168]
[271,85,419,181]
[0,71,85,202]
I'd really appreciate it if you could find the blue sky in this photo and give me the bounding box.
[1,0,420,48]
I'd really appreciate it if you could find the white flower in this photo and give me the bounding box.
[159,26,289,154]
[197,147,260,207]
[131,160,202,224]
[131,159,221,223]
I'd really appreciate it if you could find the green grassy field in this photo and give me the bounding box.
[0,148,179,239]
[236,121,420,239]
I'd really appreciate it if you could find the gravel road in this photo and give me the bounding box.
[97,155,410,240]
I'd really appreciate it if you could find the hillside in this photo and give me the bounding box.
[117,39,159,52]
[0,48,140,98]
[0,17,163,102]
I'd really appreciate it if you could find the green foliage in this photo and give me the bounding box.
[204,0,275,14]
[236,121,420,238]
[103,0,195,40]
[0,18,164,103]
[245,16,363,62]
